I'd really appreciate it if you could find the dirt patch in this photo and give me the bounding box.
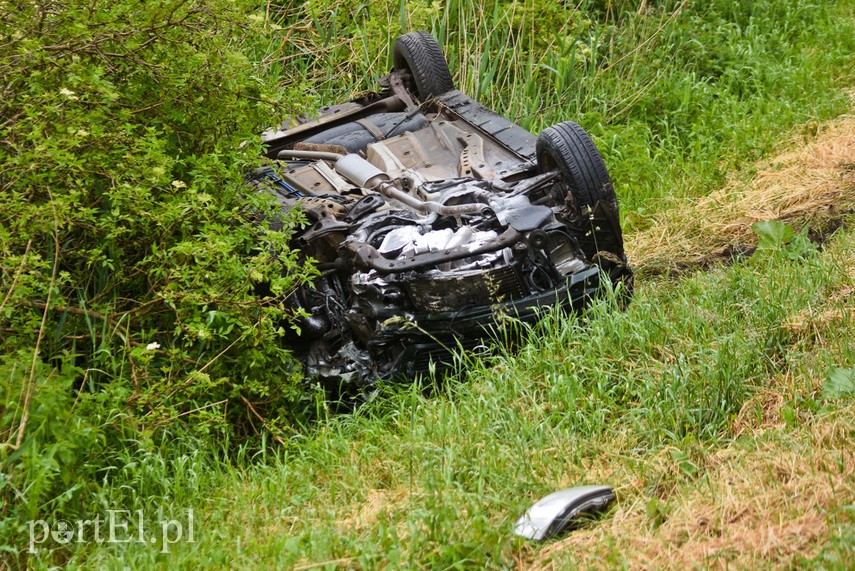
[628,114,855,277]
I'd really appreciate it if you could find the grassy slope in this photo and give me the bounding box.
[77,157,855,568]
[75,101,855,571]
[57,1,855,569]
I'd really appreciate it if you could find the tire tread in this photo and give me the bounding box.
[393,31,454,99]
[535,121,628,273]
[536,121,614,208]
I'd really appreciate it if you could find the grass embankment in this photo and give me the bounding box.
[74,114,854,569]
[631,113,855,276]
[14,0,855,568]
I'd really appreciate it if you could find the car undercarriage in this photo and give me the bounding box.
[249,31,632,392]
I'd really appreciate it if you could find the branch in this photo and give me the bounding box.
[238,393,287,447]
[12,215,59,450]
[18,300,129,338]
[0,239,32,316]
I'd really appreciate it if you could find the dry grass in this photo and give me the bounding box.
[516,116,855,569]
[628,113,855,277]
[783,302,854,341]
[522,408,854,570]
[336,487,414,533]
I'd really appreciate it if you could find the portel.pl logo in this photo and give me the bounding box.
[28,509,195,554]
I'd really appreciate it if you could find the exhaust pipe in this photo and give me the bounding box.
[334,154,486,215]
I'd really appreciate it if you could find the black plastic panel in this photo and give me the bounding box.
[437,90,537,159]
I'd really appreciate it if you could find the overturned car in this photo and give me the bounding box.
[250,31,631,391]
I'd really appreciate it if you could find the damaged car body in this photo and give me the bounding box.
[250,31,632,392]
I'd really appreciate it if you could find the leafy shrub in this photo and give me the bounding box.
[0,0,315,558]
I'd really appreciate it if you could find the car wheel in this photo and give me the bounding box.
[536,121,616,212]
[393,30,454,100]
[536,121,631,291]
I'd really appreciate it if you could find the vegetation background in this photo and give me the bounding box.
[1,0,853,568]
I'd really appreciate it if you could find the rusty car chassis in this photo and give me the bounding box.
[250,31,631,392]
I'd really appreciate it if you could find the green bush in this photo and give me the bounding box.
[0,0,315,559]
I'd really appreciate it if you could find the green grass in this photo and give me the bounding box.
[58,221,855,569]
[8,0,855,568]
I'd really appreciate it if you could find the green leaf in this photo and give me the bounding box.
[784,227,817,260]
[751,221,816,260]
[752,220,794,250]
[822,368,855,399]
[670,448,699,478]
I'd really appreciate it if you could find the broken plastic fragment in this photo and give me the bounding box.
[512,485,615,541]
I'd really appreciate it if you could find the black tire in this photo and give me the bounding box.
[536,121,616,212]
[393,31,454,100]
[536,121,631,291]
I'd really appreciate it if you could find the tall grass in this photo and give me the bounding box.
[59,223,855,568]
[271,0,854,214]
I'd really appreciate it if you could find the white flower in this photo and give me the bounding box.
[59,87,78,100]
[145,342,161,351]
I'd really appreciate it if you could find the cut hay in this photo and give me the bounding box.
[628,114,855,276]
[518,115,855,568]
[522,410,854,570]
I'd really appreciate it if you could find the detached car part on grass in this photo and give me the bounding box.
[250,31,632,392]
[512,485,616,541]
